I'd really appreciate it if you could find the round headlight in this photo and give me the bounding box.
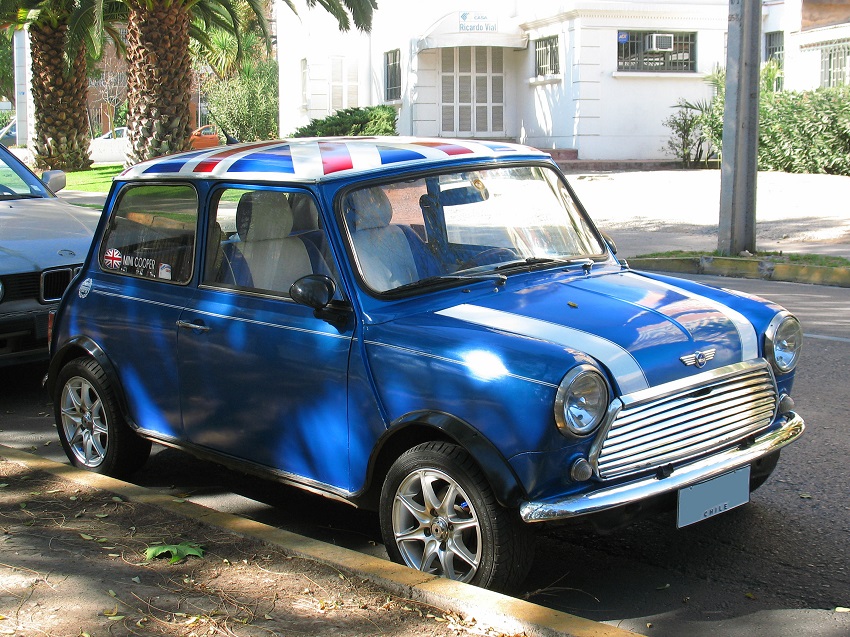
[765,312,802,374]
[555,366,609,436]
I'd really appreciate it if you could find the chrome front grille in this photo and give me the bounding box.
[591,361,778,481]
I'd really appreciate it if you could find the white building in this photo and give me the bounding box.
[277,1,729,160]
[276,0,850,161]
[762,0,850,91]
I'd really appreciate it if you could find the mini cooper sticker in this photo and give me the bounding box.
[78,277,92,299]
[103,248,123,269]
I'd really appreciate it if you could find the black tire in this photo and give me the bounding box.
[749,450,781,493]
[379,441,533,591]
[54,357,151,478]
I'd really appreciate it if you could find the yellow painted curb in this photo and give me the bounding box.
[628,257,850,288]
[0,445,644,637]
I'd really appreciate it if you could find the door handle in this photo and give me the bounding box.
[176,319,211,332]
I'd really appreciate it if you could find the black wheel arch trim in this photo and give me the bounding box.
[357,410,528,510]
[48,337,134,428]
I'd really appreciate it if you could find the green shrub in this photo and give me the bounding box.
[678,63,850,176]
[661,99,710,167]
[290,106,397,138]
[758,86,850,175]
[206,60,279,142]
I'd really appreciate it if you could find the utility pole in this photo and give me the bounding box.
[717,0,762,256]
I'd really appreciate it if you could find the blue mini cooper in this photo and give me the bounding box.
[47,137,805,590]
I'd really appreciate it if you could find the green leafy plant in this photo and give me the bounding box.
[290,105,397,138]
[145,541,205,564]
[661,99,710,167]
[205,59,280,142]
[674,61,850,176]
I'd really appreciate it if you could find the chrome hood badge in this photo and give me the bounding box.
[680,348,716,368]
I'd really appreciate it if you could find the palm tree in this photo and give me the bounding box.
[1,0,94,169]
[122,0,376,163]
[1,0,129,169]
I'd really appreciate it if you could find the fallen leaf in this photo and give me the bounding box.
[835,607,850,613]
[79,533,95,541]
[745,592,756,599]
[656,583,670,590]
[107,616,125,621]
[800,493,812,499]
[131,577,141,584]
[145,541,205,564]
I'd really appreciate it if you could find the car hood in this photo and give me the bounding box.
[431,269,760,393]
[0,197,100,273]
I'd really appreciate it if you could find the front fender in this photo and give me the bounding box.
[359,410,528,510]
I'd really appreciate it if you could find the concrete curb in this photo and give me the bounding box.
[627,257,850,288]
[0,445,643,637]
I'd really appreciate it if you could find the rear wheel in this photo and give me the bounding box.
[379,441,533,591]
[54,358,151,478]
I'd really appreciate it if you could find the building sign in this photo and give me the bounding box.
[459,12,498,33]
[617,31,630,44]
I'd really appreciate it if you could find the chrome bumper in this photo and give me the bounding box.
[519,412,805,523]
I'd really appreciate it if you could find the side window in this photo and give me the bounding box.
[204,188,336,297]
[100,184,198,284]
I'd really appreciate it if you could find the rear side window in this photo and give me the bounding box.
[99,184,198,284]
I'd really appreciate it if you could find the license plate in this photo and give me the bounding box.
[677,466,750,528]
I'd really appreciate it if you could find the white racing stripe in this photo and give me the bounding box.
[436,304,649,394]
[645,276,759,360]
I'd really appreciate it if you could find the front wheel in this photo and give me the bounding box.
[379,441,533,591]
[54,357,151,478]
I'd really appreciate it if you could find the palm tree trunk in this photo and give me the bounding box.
[29,21,93,171]
[125,0,193,163]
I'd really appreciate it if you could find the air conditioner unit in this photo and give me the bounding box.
[645,33,675,52]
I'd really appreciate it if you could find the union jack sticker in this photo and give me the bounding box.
[103,248,123,269]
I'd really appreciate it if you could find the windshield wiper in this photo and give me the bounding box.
[494,257,594,272]
[391,272,507,293]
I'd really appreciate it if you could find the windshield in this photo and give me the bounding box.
[0,146,52,200]
[342,164,606,293]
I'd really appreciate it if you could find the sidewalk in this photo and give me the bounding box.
[0,445,638,637]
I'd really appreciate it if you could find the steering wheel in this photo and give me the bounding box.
[458,247,518,271]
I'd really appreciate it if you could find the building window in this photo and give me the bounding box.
[617,31,697,72]
[385,49,401,101]
[300,58,309,109]
[330,57,358,112]
[535,35,560,76]
[820,40,850,87]
[765,31,784,91]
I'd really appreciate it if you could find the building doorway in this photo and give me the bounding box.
[439,46,505,137]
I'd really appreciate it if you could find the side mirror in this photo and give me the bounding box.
[601,232,618,255]
[42,169,66,193]
[290,274,335,309]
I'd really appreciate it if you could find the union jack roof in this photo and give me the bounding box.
[119,137,548,183]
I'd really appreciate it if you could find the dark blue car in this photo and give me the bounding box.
[47,137,805,590]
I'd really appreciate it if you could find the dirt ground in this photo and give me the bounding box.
[0,458,519,637]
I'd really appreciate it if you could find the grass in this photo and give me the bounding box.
[634,250,850,268]
[64,163,123,192]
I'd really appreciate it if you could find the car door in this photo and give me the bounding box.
[176,186,356,491]
[85,182,201,440]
